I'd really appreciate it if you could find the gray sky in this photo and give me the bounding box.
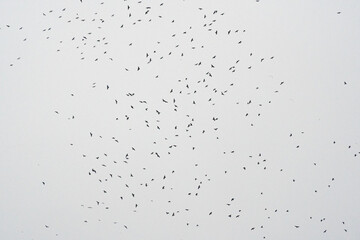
[1,0,360,239]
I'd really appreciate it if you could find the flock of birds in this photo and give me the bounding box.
[1,0,356,239]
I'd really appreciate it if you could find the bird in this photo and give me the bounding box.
[6,2,354,239]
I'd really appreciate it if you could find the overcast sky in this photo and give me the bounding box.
[1,0,360,239]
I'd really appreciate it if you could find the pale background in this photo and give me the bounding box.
[1,0,360,239]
